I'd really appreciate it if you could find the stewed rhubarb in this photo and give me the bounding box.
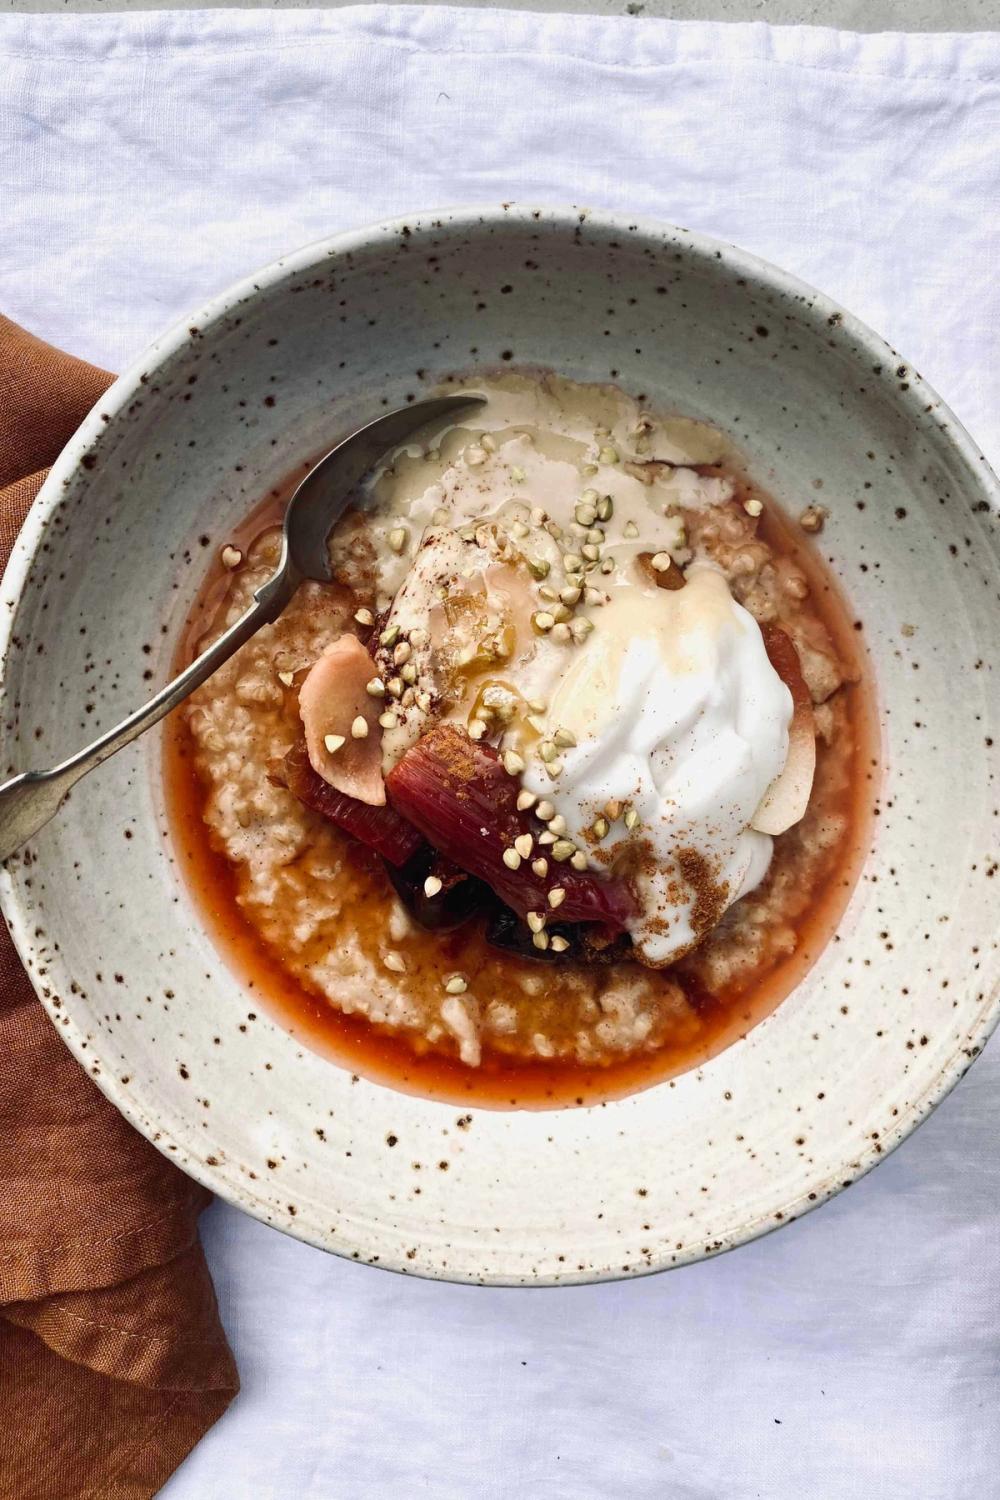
[385,723,634,930]
[278,741,422,866]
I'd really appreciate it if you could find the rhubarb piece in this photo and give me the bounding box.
[278,742,422,866]
[299,634,385,806]
[385,846,491,932]
[752,624,817,836]
[385,724,634,930]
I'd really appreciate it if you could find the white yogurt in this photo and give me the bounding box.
[522,567,792,965]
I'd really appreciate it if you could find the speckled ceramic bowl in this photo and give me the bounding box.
[2,207,998,1284]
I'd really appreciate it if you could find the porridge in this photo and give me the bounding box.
[166,374,876,1106]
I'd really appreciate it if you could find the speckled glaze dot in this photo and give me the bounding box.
[0,206,998,1285]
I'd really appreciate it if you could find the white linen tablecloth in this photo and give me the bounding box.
[1,11,998,1498]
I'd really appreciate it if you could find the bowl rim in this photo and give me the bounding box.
[2,203,999,1285]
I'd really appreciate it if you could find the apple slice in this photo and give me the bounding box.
[299,634,385,807]
[751,624,816,836]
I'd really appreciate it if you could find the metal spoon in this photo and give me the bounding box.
[0,393,485,861]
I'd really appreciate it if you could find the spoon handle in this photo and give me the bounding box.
[0,564,299,862]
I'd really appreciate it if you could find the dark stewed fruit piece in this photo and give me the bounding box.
[385,846,491,933]
[484,904,633,964]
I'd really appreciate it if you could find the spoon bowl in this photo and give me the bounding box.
[283,395,483,585]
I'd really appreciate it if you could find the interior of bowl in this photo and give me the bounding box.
[1,207,998,1284]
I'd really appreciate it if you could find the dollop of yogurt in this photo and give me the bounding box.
[522,566,792,965]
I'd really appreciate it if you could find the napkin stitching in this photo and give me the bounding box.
[0,1199,203,1266]
[33,1302,225,1350]
[0,36,995,85]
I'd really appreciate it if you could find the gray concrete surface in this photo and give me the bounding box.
[2,0,998,24]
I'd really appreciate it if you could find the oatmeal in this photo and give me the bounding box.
[168,373,875,1105]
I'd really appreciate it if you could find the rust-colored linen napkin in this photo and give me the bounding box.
[0,316,238,1500]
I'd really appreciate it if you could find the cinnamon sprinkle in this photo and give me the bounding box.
[676,847,730,938]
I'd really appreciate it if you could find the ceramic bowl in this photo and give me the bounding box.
[2,207,998,1284]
